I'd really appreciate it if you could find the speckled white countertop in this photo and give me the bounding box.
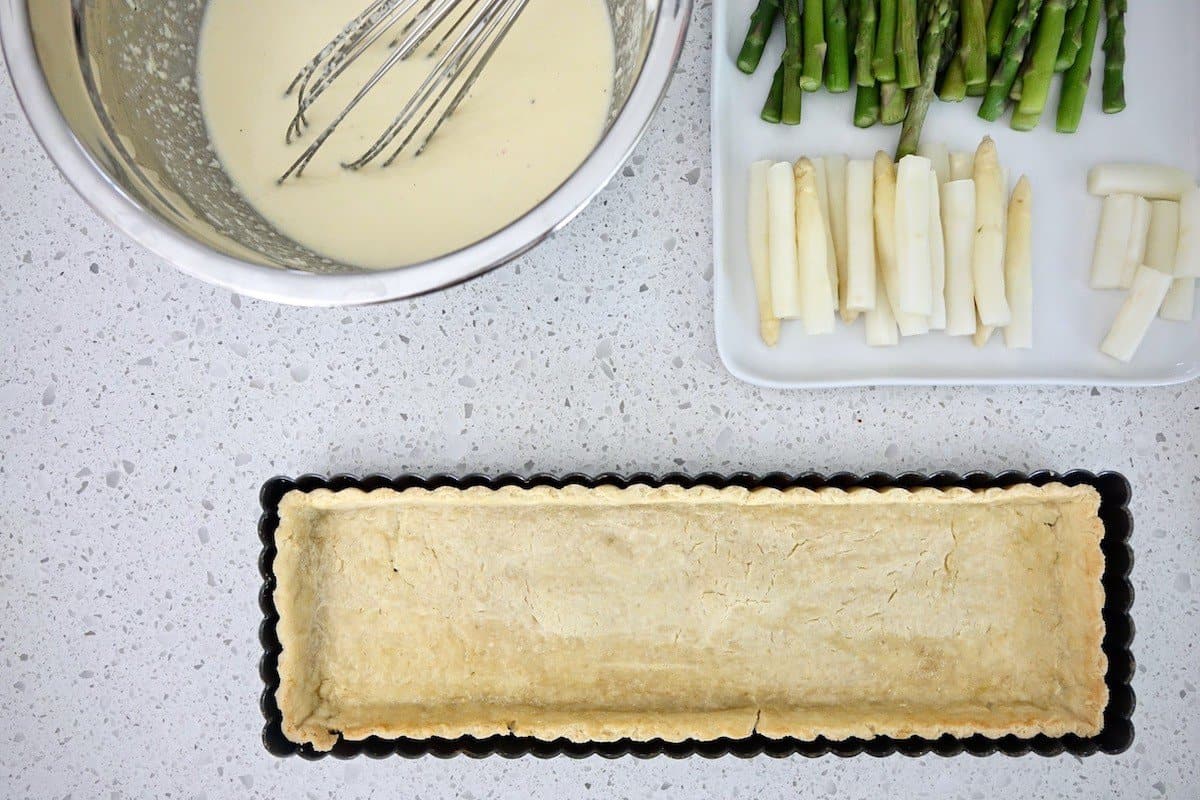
[1,4,1197,798]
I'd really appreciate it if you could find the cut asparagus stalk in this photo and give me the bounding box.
[880,83,908,124]
[928,171,948,330]
[826,155,851,316]
[855,0,879,86]
[895,155,934,316]
[1003,176,1033,348]
[761,63,785,123]
[1055,0,1102,133]
[873,151,930,335]
[738,0,782,74]
[865,275,900,345]
[949,151,974,181]
[811,157,841,308]
[961,0,989,87]
[1141,200,1188,321]
[793,158,837,334]
[1015,0,1068,122]
[1087,164,1195,201]
[979,0,1045,123]
[767,161,803,318]
[941,179,978,335]
[972,137,1012,326]
[895,0,922,89]
[781,0,804,124]
[873,0,899,81]
[1056,0,1089,72]
[1090,193,1135,289]
[1161,278,1195,321]
[1102,0,1126,114]
[854,83,882,127]
[845,159,878,311]
[986,0,1018,60]
[918,141,951,186]
[973,318,996,347]
[1100,266,1173,362]
[1177,186,1200,278]
[801,0,828,90]
[1118,197,1152,289]
[748,161,783,346]
[825,0,852,92]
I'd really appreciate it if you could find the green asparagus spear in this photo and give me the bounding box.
[895,0,921,88]
[738,0,782,73]
[1056,0,1101,131]
[855,0,879,85]
[1014,0,1068,127]
[825,0,852,91]
[897,0,955,158]
[1055,0,1087,71]
[782,0,805,123]
[1102,0,1126,113]
[986,0,1019,59]
[873,0,898,81]
[978,0,1045,121]
[880,82,908,124]
[1010,74,1024,101]
[855,82,882,126]
[761,63,785,122]
[939,57,968,101]
[968,0,997,94]
[960,0,989,87]
[801,0,828,90]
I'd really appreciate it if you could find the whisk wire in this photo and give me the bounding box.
[279,0,527,182]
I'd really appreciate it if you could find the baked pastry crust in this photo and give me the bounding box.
[273,483,1108,751]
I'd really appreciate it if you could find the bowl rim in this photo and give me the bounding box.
[0,0,693,306]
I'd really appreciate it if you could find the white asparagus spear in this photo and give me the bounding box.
[949,151,974,182]
[864,274,899,346]
[1176,185,1200,278]
[1161,278,1195,320]
[1088,163,1195,200]
[1100,266,1175,362]
[972,137,1012,327]
[767,162,802,319]
[748,162,782,346]
[895,155,934,316]
[845,159,877,311]
[927,171,947,330]
[1004,176,1034,349]
[873,152,929,337]
[825,154,851,317]
[811,157,840,309]
[973,314,995,348]
[941,179,977,336]
[794,158,836,335]
[918,141,951,186]
[1118,197,1152,289]
[1090,194,1136,289]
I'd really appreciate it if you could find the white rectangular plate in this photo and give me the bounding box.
[712,0,1200,387]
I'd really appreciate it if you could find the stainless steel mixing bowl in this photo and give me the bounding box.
[1,0,692,305]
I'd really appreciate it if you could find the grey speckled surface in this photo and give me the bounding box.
[1,3,1198,798]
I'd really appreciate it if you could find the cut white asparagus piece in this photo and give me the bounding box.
[941,179,977,336]
[895,155,934,316]
[1160,278,1195,321]
[825,154,850,316]
[927,171,947,330]
[918,141,951,186]
[1100,266,1175,362]
[811,157,840,309]
[1176,186,1200,278]
[1088,163,1195,201]
[767,162,802,319]
[1090,194,1136,289]
[973,313,995,348]
[1118,197,1152,289]
[1144,200,1181,270]
[864,274,899,346]
[845,159,877,312]
[1003,176,1034,349]
[748,161,782,346]
[949,151,974,182]
[793,158,836,335]
[972,137,1012,327]
[873,152,929,337]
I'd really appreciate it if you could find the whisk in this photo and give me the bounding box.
[278,0,530,182]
